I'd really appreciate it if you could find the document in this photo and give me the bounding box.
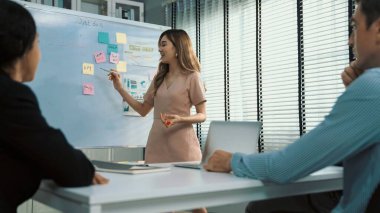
[91,160,170,174]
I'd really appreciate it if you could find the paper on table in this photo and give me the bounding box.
[92,160,170,175]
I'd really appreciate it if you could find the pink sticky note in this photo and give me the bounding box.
[94,51,106,63]
[83,83,94,95]
[110,52,119,64]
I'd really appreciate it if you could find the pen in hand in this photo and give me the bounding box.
[100,68,119,80]
[100,68,112,73]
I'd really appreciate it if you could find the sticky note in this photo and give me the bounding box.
[83,83,94,95]
[82,63,94,75]
[94,51,106,63]
[98,32,109,44]
[107,44,118,54]
[109,52,119,64]
[116,61,127,72]
[116,33,127,44]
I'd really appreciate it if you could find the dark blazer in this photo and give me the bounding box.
[0,73,95,212]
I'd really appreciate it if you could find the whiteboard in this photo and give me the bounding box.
[23,2,169,148]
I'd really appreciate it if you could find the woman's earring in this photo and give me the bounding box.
[176,53,178,57]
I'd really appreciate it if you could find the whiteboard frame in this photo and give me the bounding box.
[19,1,169,32]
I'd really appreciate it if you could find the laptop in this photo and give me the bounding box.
[174,121,262,169]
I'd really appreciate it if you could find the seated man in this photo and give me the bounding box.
[204,0,380,212]
[242,43,364,213]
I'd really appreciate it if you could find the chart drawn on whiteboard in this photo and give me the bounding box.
[123,37,159,68]
[122,74,151,116]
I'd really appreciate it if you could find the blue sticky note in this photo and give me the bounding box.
[98,32,109,44]
[107,44,118,54]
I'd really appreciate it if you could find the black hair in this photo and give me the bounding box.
[0,0,37,73]
[356,0,380,28]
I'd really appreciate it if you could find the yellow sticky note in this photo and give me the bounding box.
[116,33,127,44]
[82,63,94,75]
[116,61,127,72]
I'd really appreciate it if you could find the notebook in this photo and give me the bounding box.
[92,160,170,174]
[174,121,262,169]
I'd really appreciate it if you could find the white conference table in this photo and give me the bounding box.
[33,165,343,213]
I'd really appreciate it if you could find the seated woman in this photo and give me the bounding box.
[0,1,108,212]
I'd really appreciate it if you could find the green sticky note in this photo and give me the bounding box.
[98,32,109,44]
[107,44,118,54]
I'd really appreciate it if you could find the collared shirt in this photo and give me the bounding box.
[231,67,380,212]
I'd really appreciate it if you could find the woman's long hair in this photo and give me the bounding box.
[153,29,200,95]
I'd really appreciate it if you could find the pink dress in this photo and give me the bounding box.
[143,72,206,163]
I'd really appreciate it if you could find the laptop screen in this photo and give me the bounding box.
[201,121,262,163]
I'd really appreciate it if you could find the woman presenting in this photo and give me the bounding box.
[109,29,207,164]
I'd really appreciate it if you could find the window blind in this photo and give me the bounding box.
[175,0,199,143]
[176,0,197,43]
[260,0,300,151]
[229,0,259,151]
[303,0,348,132]
[199,0,225,146]
[229,0,258,122]
[164,2,174,27]
[169,0,351,152]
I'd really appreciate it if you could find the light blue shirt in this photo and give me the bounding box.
[231,67,380,212]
